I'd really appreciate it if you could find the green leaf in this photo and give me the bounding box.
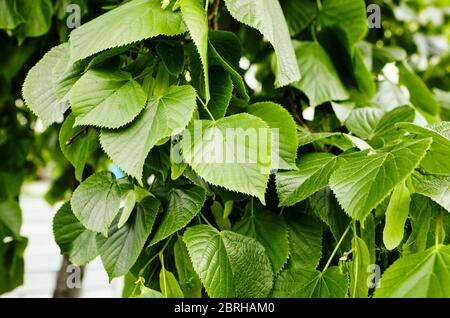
[174,237,202,298]
[280,0,316,36]
[399,62,440,115]
[247,102,298,170]
[0,0,24,29]
[344,107,384,139]
[203,67,233,120]
[183,224,273,297]
[318,0,367,47]
[209,31,249,101]
[349,236,371,298]
[0,200,21,236]
[70,69,147,129]
[159,267,184,298]
[118,190,137,228]
[97,196,161,280]
[383,181,411,250]
[375,245,450,298]
[223,0,300,87]
[150,185,206,245]
[136,286,165,298]
[297,129,340,148]
[397,122,450,175]
[52,202,98,266]
[330,138,432,221]
[156,42,185,76]
[277,153,341,207]
[414,176,450,213]
[233,203,289,274]
[180,0,209,102]
[292,41,349,108]
[71,171,122,235]
[69,0,186,62]
[23,43,83,127]
[15,0,53,39]
[59,114,99,181]
[0,235,27,295]
[100,85,197,180]
[181,113,272,203]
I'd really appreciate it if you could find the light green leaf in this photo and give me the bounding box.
[101,85,196,180]
[136,286,165,298]
[248,102,298,170]
[174,237,202,298]
[71,171,122,235]
[318,0,367,47]
[375,245,450,298]
[15,0,53,39]
[69,0,186,62]
[349,237,371,298]
[181,113,272,203]
[97,196,160,280]
[292,41,348,108]
[344,107,384,139]
[70,69,147,129]
[23,43,83,127]
[150,185,206,245]
[277,153,341,207]
[0,0,24,29]
[330,138,432,221]
[118,190,137,228]
[383,181,411,250]
[297,128,340,148]
[223,0,300,87]
[233,202,289,274]
[180,0,209,102]
[52,202,98,266]
[160,267,184,298]
[183,224,273,297]
[59,114,99,181]
[414,176,450,213]
[397,122,450,175]
[0,200,22,236]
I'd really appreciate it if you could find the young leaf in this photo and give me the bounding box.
[247,102,298,170]
[159,268,184,298]
[59,114,99,181]
[292,41,349,108]
[71,171,122,235]
[330,138,432,221]
[150,185,206,245]
[118,190,137,228]
[375,245,450,298]
[183,224,273,297]
[233,203,289,274]
[69,0,186,62]
[23,43,83,127]
[70,69,147,129]
[383,181,411,250]
[53,202,98,266]
[174,237,202,298]
[100,85,196,181]
[180,0,209,102]
[97,196,161,280]
[277,153,341,207]
[223,0,300,87]
[181,113,272,203]
[349,237,371,298]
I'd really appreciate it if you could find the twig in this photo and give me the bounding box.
[208,0,221,30]
[66,127,88,145]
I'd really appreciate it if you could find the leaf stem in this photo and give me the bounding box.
[316,0,322,11]
[66,127,88,145]
[323,223,351,272]
[200,212,213,227]
[208,0,221,30]
[197,94,215,121]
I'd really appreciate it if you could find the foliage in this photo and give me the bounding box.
[0,0,449,298]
